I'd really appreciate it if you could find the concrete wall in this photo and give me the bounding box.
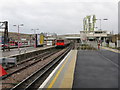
[9,46,55,62]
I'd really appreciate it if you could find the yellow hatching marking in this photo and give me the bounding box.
[47,51,72,89]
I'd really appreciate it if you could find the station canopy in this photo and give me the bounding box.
[44,37,56,40]
[65,37,80,39]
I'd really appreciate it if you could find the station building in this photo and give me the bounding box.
[80,30,112,42]
[57,34,80,43]
[56,30,112,43]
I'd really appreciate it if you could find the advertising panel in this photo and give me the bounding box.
[36,33,44,46]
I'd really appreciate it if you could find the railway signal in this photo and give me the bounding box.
[0,21,10,51]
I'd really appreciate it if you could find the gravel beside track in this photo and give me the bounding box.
[3,49,59,78]
[2,48,67,89]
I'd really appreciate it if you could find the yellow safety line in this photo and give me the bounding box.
[102,47,120,53]
[47,51,72,89]
[60,50,77,88]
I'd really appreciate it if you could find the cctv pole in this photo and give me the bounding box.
[99,19,101,31]
[34,29,36,48]
[31,29,39,48]
[18,25,20,50]
[13,24,24,51]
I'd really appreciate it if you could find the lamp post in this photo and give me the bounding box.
[96,19,108,44]
[13,24,24,50]
[31,29,39,48]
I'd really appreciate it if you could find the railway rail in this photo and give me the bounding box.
[2,48,61,80]
[10,45,72,90]
[4,48,57,70]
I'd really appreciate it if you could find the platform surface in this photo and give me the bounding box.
[38,48,118,89]
[39,50,77,89]
[1,46,54,58]
[73,50,118,88]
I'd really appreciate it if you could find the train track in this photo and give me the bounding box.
[2,48,61,80]
[4,48,56,70]
[10,45,72,90]
[5,48,59,70]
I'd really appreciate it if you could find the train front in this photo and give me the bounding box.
[56,40,65,48]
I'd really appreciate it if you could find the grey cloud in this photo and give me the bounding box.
[0,1,118,34]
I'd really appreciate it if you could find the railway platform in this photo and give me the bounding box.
[38,48,118,89]
[1,46,54,58]
[102,46,120,53]
[39,50,77,88]
[0,47,120,90]
[0,46,55,67]
[73,50,118,88]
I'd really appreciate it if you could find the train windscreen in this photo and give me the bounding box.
[57,40,64,43]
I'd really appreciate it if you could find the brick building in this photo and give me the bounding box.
[0,31,34,46]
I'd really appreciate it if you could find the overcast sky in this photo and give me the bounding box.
[0,0,119,35]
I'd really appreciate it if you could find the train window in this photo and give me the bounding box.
[57,40,64,42]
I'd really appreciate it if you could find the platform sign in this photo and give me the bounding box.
[40,34,44,44]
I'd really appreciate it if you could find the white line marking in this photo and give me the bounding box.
[38,50,72,89]
[98,52,119,68]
